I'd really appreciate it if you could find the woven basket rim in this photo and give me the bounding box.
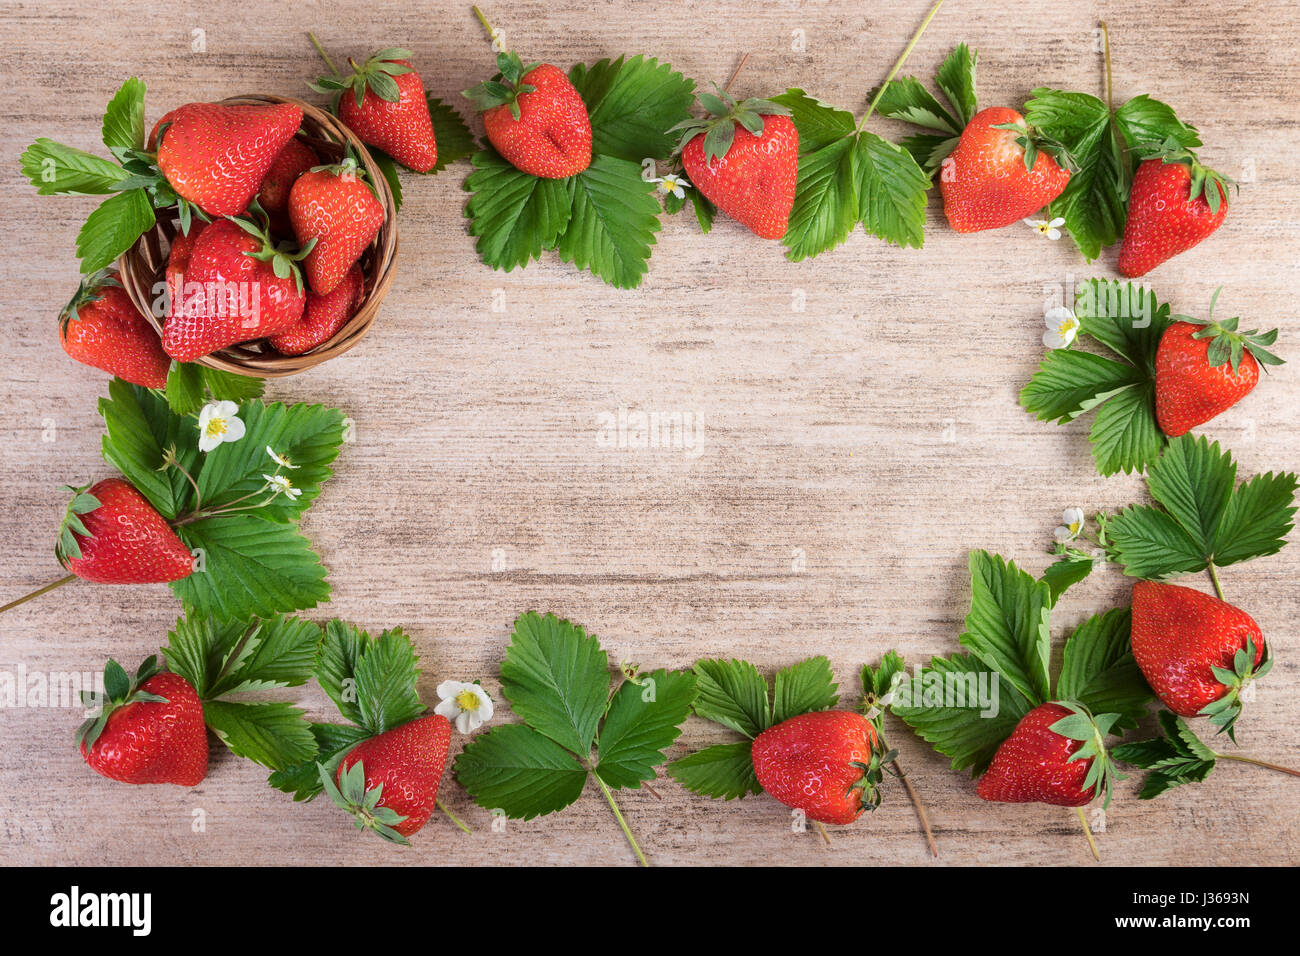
[117,92,398,378]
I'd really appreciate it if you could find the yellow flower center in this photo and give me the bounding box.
[1058,318,1077,336]
[205,418,227,438]
[456,689,481,712]
[1037,222,1051,234]
[1070,521,1082,534]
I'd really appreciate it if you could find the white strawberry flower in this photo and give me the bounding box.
[1043,306,1080,349]
[435,680,494,734]
[1054,507,1086,542]
[1025,216,1066,240]
[197,401,245,453]
[266,446,300,470]
[263,474,302,500]
[652,174,690,199]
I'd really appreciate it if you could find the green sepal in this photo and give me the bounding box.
[1134,136,1236,215]
[461,52,541,120]
[1199,637,1270,741]
[75,655,168,752]
[228,201,314,295]
[319,759,411,845]
[55,482,102,565]
[1047,699,1126,809]
[989,121,1077,173]
[668,86,791,162]
[1174,288,1283,375]
[314,48,416,110]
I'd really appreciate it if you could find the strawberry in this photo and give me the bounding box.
[56,479,193,584]
[1118,143,1232,277]
[164,218,208,326]
[1154,289,1282,437]
[751,710,888,825]
[257,137,319,235]
[977,702,1121,807]
[268,264,364,355]
[312,48,438,173]
[155,102,302,217]
[58,270,169,389]
[1131,581,1270,736]
[675,92,798,240]
[328,714,452,843]
[288,156,384,295]
[939,107,1072,233]
[161,216,309,362]
[464,52,591,178]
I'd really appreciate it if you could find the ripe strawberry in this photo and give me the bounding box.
[464,52,591,178]
[939,107,1072,233]
[1118,145,1232,277]
[1154,290,1282,436]
[977,702,1120,807]
[288,157,384,295]
[257,137,319,235]
[1131,581,1269,736]
[78,657,208,786]
[751,710,886,825]
[313,48,438,173]
[269,264,365,354]
[58,270,169,388]
[155,102,302,217]
[676,92,798,240]
[165,219,208,326]
[56,479,193,584]
[329,714,452,842]
[161,216,309,362]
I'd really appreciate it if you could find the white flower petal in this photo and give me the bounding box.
[223,416,246,442]
[436,680,464,701]
[455,711,474,735]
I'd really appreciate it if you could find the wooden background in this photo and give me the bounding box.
[2,0,1297,867]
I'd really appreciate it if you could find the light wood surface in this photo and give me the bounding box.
[2,0,1298,866]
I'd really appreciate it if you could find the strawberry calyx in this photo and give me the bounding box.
[990,121,1077,173]
[669,87,792,162]
[54,482,102,566]
[319,758,411,845]
[461,52,542,121]
[58,269,121,335]
[309,47,416,109]
[75,656,170,752]
[307,151,383,204]
[1172,287,1284,375]
[229,201,316,295]
[1202,636,1271,741]
[1047,700,1125,809]
[846,734,901,814]
[1135,136,1236,214]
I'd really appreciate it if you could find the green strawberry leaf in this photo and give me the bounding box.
[853,131,930,249]
[20,138,131,196]
[1112,710,1218,798]
[100,379,200,520]
[454,723,589,819]
[427,96,477,173]
[570,55,695,162]
[594,668,698,789]
[782,134,856,262]
[771,655,838,724]
[1056,607,1152,731]
[101,77,146,158]
[666,741,762,800]
[557,154,661,289]
[1089,381,1164,477]
[868,74,962,134]
[164,363,207,417]
[369,149,403,213]
[1040,555,1097,606]
[690,658,772,739]
[465,147,572,271]
[76,187,156,275]
[268,722,372,801]
[1113,95,1202,154]
[934,43,979,128]
[1214,470,1300,567]
[202,699,316,771]
[162,613,320,698]
[959,551,1052,706]
[312,619,425,736]
[771,89,856,153]
[1020,350,1144,424]
[202,366,265,405]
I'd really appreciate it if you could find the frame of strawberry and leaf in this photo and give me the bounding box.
[879,24,1229,264]
[0,379,347,621]
[452,612,698,866]
[664,655,939,856]
[460,7,698,289]
[303,37,477,213]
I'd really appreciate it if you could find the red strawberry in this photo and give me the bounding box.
[161,217,308,362]
[751,710,884,825]
[78,658,208,786]
[465,52,591,178]
[330,714,452,842]
[677,93,798,240]
[257,136,319,235]
[1154,291,1282,436]
[288,157,384,295]
[165,219,208,326]
[939,107,1072,233]
[59,270,170,389]
[1118,146,1232,277]
[1131,581,1269,735]
[315,48,438,173]
[56,479,193,584]
[269,264,364,355]
[977,702,1119,807]
[155,102,303,217]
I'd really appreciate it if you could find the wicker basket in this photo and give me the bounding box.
[118,94,399,377]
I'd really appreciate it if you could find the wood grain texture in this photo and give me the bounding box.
[2,0,1298,866]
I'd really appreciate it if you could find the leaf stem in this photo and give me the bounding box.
[1074,806,1101,862]
[893,757,939,857]
[592,771,649,866]
[722,52,752,95]
[858,0,947,131]
[1207,563,1226,601]
[813,820,832,846]
[1216,751,1300,778]
[471,6,498,45]
[437,798,474,832]
[1100,22,1114,114]
[307,32,340,76]
[0,574,77,614]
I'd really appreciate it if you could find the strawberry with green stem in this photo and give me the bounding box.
[287,153,385,295]
[59,270,170,389]
[1155,288,1282,438]
[462,7,592,179]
